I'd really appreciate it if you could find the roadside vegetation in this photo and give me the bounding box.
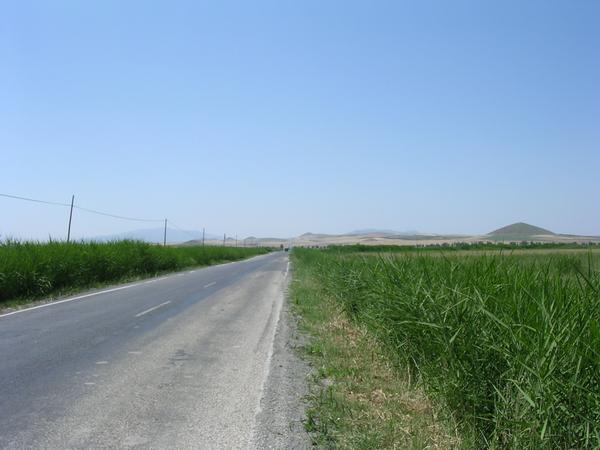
[0,240,269,305]
[337,241,599,253]
[292,246,600,449]
[291,249,460,448]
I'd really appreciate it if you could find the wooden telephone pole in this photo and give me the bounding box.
[67,195,74,243]
[163,219,167,246]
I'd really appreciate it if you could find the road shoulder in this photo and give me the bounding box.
[252,278,311,449]
[290,252,462,449]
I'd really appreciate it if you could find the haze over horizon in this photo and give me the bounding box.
[2,1,599,240]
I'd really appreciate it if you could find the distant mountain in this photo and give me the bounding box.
[91,228,220,244]
[346,229,420,236]
[248,237,288,242]
[488,222,555,238]
[299,232,334,238]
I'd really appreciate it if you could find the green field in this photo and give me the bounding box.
[0,240,269,305]
[293,247,600,448]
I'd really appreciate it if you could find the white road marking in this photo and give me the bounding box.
[204,281,216,288]
[96,361,108,365]
[0,283,143,319]
[84,382,96,386]
[128,351,142,355]
[134,301,171,318]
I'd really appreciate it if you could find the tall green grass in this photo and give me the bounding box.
[0,240,269,304]
[294,248,600,448]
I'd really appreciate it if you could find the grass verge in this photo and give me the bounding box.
[0,240,270,307]
[293,247,600,449]
[291,250,461,449]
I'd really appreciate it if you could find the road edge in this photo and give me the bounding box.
[251,263,311,449]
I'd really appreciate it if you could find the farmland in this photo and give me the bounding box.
[292,246,600,448]
[0,240,269,306]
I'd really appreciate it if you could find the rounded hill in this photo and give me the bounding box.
[488,222,555,237]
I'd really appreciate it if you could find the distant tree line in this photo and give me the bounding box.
[323,241,600,253]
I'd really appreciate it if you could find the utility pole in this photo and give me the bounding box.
[67,194,75,243]
[163,219,167,246]
[202,227,205,246]
[223,233,226,246]
[235,234,237,247]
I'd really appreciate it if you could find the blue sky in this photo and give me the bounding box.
[2,0,599,239]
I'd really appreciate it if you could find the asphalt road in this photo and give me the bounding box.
[0,251,291,449]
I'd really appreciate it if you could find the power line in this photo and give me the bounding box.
[1,191,211,243]
[0,192,71,207]
[168,220,200,238]
[73,205,163,223]
[1,192,163,223]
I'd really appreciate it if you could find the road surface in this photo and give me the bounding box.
[0,251,296,448]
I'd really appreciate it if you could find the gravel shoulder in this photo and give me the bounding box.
[252,276,311,449]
